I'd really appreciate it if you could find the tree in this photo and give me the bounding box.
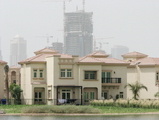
[4,65,9,104]
[154,92,159,99]
[9,83,23,104]
[125,82,148,100]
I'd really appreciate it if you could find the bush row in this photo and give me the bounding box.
[90,99,159,109]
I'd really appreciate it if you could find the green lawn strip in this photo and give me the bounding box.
[1,105,159,114]
[92,106,159,113]
[0,105,39,113]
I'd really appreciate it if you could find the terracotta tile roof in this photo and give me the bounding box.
[34,48,59,55]
[130,57,159,66]
[79,51,127,64]
[10,65,21,69]
[122,51,148,58]
[88,51,109,58]
[19,48,73,64]
[79,56,128,64]
[0,60,7,64]
[79,56,103,63]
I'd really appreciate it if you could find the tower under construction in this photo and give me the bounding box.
[64,10,93,57]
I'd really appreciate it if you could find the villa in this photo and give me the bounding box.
[18,48,129,105]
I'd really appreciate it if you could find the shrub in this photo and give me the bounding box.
[22,105,100,113]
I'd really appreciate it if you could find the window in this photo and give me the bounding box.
[34,92,42,102]
[60,69,72,78]
[13,80,16,84]
[33,69,44,79]
[156,72,159,81]
[33,70,37,78]
[90,92,95,99]
[119,92,123,98]
[84,71,97,79]
[102,72,111,83]
[62,90,71,99]
[39,70,43,78]
[84,92,95,102]
[102,72,111,78]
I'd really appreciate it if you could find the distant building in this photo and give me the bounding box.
[50,42,63,53]
[111,45,129,59]
[64,11,93,57]
[10,35,27,66]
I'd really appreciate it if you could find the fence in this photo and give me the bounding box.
[0,99,90,105]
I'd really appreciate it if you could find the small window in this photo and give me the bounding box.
[84,71,97,80]
[39,70,43,78]
[119,92,123,98]
[90,92,95,99]
[13,80,16,84]
[33,70,37,78]
[156,72,159,81]
[60,69,72,78]
[61,69,66,77]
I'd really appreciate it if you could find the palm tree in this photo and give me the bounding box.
[154,92,159,99]
[125,81,148,100]
[9,83,23,104]
[4,65,9,104]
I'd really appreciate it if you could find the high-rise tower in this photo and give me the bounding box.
[64,11,93,56]
[10,35,27,66]
[111,45,129,60]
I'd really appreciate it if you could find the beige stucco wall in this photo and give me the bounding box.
[0,64,6,99]
[127,66,158,99]
[78,65,102,99]
[21,63,47,104]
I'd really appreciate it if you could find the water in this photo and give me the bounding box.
[0,115,159,120]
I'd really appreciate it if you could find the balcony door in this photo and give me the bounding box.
[102,72,111,78]
[102,72,111,83]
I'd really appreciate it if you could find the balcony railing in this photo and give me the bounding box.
[102,78,121,86]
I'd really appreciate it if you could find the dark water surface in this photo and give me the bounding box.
[0,115,159,120]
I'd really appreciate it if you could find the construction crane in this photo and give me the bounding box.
[42,0,72,14]
[37,35,53,48]
[93,37,114,52]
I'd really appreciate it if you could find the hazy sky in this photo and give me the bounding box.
[1,0,159,62]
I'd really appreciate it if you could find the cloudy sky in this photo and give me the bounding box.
[0,0,159,63]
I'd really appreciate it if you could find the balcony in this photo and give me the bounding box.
[102,78,121,86]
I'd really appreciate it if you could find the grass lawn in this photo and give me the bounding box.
[92,106,159,113]
[1,105,159,114]
[0,105,37,113]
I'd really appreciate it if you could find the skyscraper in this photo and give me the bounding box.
[64,11,93,57]
[51,42,63,53]
[10,35,27,66]
[111,45,129,59]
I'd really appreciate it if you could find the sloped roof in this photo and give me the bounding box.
[122,51,148,58]
[0,60,7,64]
[130,57,159,66]
[19,48,73,64]
[79,52,128,65]
[88,51,109,58]
[34,48,59,55]
[10,65,21,69]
